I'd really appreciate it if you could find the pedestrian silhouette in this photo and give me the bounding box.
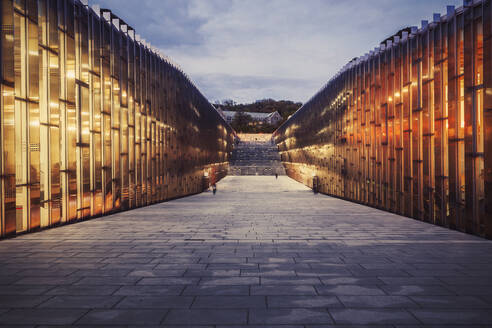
[275,173,278,179]
[212,183,217,195]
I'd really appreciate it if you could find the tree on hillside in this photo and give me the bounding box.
[215,99,302,130]
[231,112,252,131]
[221,99,236,106]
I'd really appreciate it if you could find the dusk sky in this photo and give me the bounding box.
[96,0,462,104]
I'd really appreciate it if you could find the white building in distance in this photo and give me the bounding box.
[220,110,283,126]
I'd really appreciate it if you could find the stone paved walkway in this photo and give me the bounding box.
[1,176,492,327]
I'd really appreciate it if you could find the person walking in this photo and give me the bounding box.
[212,183,217,195]
[275,173,278,179]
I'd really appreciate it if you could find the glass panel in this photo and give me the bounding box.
[473,8,484,234]
[49,48,61,223]
[67,101,77,221]
[483,0,492,237]
[78,85,90,218]
[1,85,16,234]
[121,106,129,209]
[15,99,28,232]
[272,3,492,239]
[39,0,49,227]
[92,69,103,215]
[1,0,16,235]
[103,112,112,211]
[28,102,41,229]
[0,0,240,237]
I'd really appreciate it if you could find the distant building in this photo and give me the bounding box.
[221,110,283,125]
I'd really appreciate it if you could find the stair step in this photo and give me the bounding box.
[229,138,285,176]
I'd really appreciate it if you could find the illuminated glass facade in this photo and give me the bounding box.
[0,0,234,237]
[275,1,492,238]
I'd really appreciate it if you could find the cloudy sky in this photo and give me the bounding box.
[96,0,462,104]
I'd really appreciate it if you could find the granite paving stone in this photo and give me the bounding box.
[14,277,82,285]
[69,269,132,277]
[164,309,247,325]
[338,295,419,308]
[249,308,334,325]
[267,295,343,308]
[260,263,310,270]
[349,268,411,277]
[393,326,486,328]
[16,269,76,277]
[137,277,199,285]
[45,285,120,296]
[127,269,186,277]
[77,309,168,325]
[184,269,240,277]
[73,276,140,285]
[103,263,159,270]
[153,326,212,328]
[409,295,492,308]
[319,277,383,285]
[37,296,122,309]
[305,326,392,328]
[115,296,194,308]
[37,326,126,328]
[0,286,54,295]
[192,296,266,308]
[329,308,420,325]
[438,276,492,285]
[380,284,455,296]
[378,277,443,285]
[0,295,51,308]
[0,176,491,327]
[0,309,86,325]
[315,284,386,295]
[200,277,259,285]
[479,295,492,304]
[444,284,492,295]
[247,257,295,264]
[203,257,246,264]
[221,326,302,328]
[182,285,249,296]
[154,263,207,270]
[241,269,296,277]
[410,309,492,325]
[251,285,317,295]
[296,268,351,276]
[261,277,321,285]
[113,285,184,296]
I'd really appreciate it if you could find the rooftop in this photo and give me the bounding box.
[222,111,279,119]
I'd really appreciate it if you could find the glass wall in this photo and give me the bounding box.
[0,0,234,237]
[275,1,492,238]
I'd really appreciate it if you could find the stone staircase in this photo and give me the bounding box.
[228,136,286,176]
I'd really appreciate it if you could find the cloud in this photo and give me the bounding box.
[193,73,319,104]
[95,0,206,47]
[95,0,462,103]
